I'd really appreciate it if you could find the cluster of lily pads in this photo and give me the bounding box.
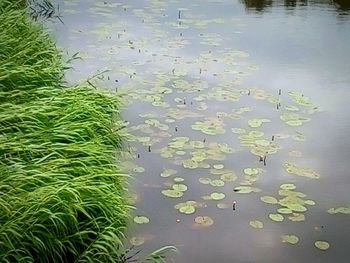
[58,0,348,257]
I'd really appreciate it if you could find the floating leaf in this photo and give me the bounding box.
[130,236,145,246]
[269,213,284,222]
[172,183,188,192]
[220,173,237,182]
[234,186,261,194]
[248,118,270,128]
[210,179,225,187]
[210,192,225,200]
[281,234,299,245]
[213,164,224,169]
[327,207,350,214]
[194,216,214,227]
[199,177,211,185]
[288,213,305,222]
[174,177,184,182]
[305,200,316,206]
[277,208,293,214]
[249,220,263,229]
[260,196,278,204]
[179,204,196,214]
[280,183,296,190]
[134,216,150,224]
[315,241,330,250]
[284,162,320,179]
[161,189,184,198]
[160,169,177,177]
[243,168,259,176]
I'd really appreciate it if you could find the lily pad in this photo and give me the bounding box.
[210,179,225,187]
[160,169,177,177]
[199,177,211,185]
[284,162,320,179]
[327,207,350,214]
[315,241,330,250]
[194,216,214,227]
[172,183,188,192]
[213,164,224,169]
[249,220,264,229]
[281,234,299,245]
[179,204,196,214]
[234,186,261,194]
[260,196,278,204]
[280,183,296,190]
[174,177,184,182]
[248,118,270,128]
[288,213,305,222]
[134,216,150,224]
[161,189,184,198]
[130,236,145,246]
[210,192,225,200]
[277,208,293,214]
[243,168,259,176]
[269,213,284,222]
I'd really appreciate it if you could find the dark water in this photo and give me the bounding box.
[51,0,350,262]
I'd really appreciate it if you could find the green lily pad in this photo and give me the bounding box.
[160,169,177,177]
[305,200,316,206]
[285,203,307,212]
[288,213,305,222]
[220,173,237,182]
[234,186,261,194]
[194,216,214,227]
[232,128,246,134]
[269,213,284,222]
[172,183,188,192]
[281,234,299,245]
[243,168,259,176]
[134,216,150,224]
[174,177,184,182]
[213,164,224,169]
[249,220,264,229]
[133,166,145,173]
[130,236,145,246]
[199,177,211,184]
[179,204,196,214]
[161,189,184,198]
[327,207,350,214]
[280,183,296,190]
[210,192,225,200]
[260,196,278,204]
[210,179,225,187]
[284,162,320,179]
[277,208,293,214]
[315,241,330,250]
[248,118,270,128]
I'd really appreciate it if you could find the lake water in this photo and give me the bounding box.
[51,0,350,262]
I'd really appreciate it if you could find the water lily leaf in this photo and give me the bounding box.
[260,196,278,204]
[285,203,307,212]
[249,220,263,229]
[277,208,293,214]
[194,216,214,227]
[243,168,259,176]
[280,183,296,190]
[220,173,237,182]
[327,207,350,214]
[213,164,224,169]
[172,183,188,192]
[210,192,225,200]
[210,179,225,187]
[305,200,316,206]
[315,241,330,250]
[160,169,177,177]
[134,216,150,224]
[183,159,199,169]
[161,189,184,198]
[281,234,299,244]
[199,177,211,184]
[179,204,196,214]
[248,118,270,128]
[234,186,261,194]
[269,213,284,222]
[284,162,320,179]
[133,166,145,173]
[130,236,145,246]
[288,213,305,222]
[232,128,246,134]
[174,177,184,182]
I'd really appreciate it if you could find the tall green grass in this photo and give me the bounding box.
[0,2,130,262]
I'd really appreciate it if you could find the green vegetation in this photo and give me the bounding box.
[0,1,129,262]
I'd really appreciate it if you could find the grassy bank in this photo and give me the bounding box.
[0,1,129,262]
